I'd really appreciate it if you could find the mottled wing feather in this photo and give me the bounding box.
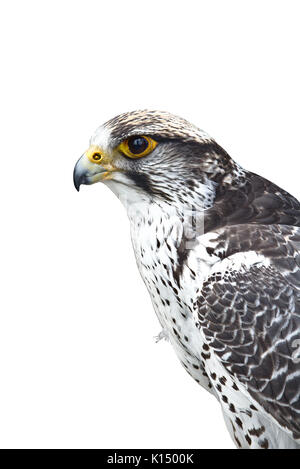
[198,224,300,440]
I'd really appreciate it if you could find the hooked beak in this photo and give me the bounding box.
[73,152,109,191]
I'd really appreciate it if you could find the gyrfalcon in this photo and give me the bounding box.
[73,110,300,449]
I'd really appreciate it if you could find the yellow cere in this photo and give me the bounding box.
[118,136,157,159]
[86,145,104,164]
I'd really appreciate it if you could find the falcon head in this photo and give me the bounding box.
[73,110,240,209]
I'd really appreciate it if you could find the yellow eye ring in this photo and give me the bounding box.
[118,136,157,159]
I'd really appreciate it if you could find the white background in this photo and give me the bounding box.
[0,0,299,449]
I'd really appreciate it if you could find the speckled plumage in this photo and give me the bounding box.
[74,110,300,449]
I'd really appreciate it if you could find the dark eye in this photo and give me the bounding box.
[127,136,149,155]
[118,135,157,159]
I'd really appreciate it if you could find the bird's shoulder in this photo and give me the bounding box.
[204,171,300,233]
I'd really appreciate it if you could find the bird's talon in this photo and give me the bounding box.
[154,330,169,343]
